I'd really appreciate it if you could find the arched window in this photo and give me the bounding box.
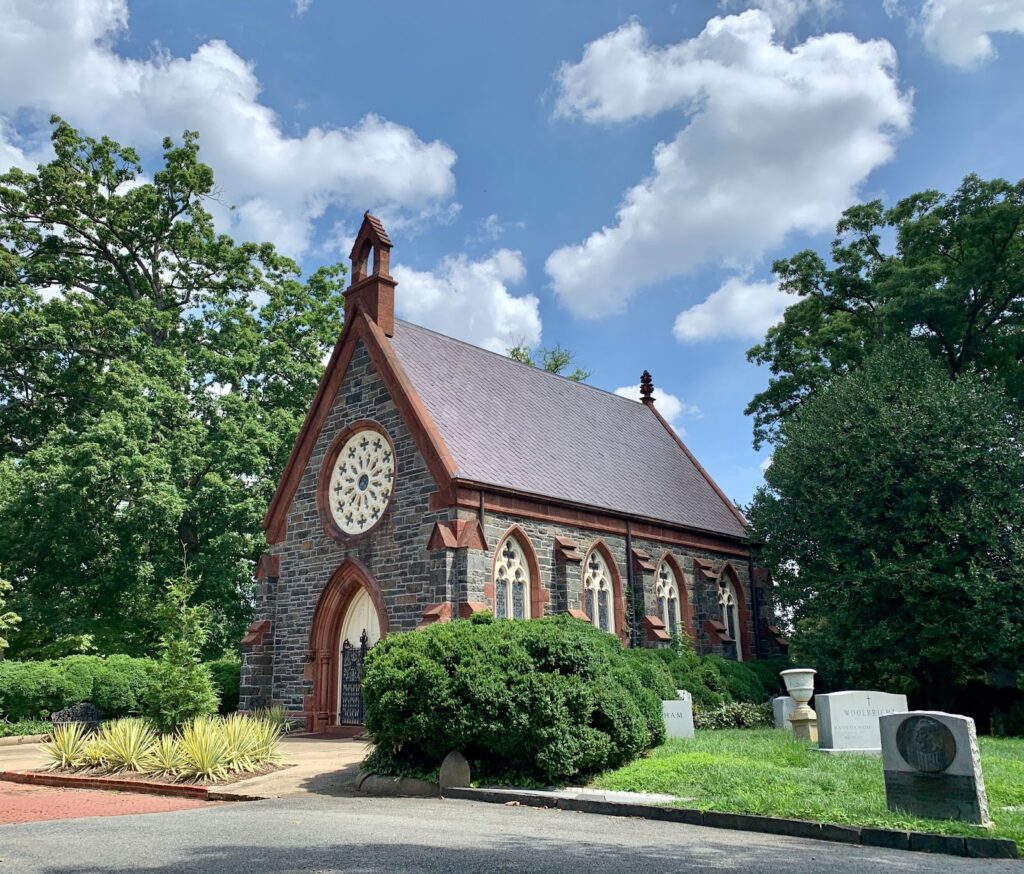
[494,534,532,620]
[656,559,682,637]
[718,578,743,661]
[582,548,615,634]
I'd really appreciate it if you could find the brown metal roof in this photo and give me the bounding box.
[389,320,748,539]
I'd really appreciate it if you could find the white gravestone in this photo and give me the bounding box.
[880,711,991,826]
[817,690,908,753]
[662,690,694,739]
[773,696,796,731]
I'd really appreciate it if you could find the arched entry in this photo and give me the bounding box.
[306,559,388,731]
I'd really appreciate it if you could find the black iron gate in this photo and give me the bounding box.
[339,630,370,724]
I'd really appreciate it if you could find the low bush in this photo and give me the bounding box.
[362,615,676,784]
[694,701,774,730]
[207,656,241,714]
[0,718,50,738]
[0,654,238,724]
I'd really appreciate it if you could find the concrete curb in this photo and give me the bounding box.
[0,769,264,802]
[356,772,439,798]
[0,734,47,746]
[441,787,1018,860]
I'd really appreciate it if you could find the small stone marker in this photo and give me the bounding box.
[662,690,694,739]
[772,696,796,732]
[439,750,471,789]
[880,711,991,826]
[817,690,908,753]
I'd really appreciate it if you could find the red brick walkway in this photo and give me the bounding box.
[0,779,216,824]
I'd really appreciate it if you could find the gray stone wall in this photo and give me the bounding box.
[240,341,451,712]
[466,508,756,657]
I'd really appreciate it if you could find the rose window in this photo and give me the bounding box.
[327,427,395,535]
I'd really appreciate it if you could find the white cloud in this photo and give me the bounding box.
[0,0,457,257]
[914,0,1024,68]
[393,250,542,354]
[293,0,313,15]
[547,12,911,318]
[673,276,795,342]
[614,384,701,433]
[721,0,838,34]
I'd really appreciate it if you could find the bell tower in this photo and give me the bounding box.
[344,212,396,337]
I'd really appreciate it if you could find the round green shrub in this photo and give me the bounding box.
[362,615,675,784]
[207,656,242,714]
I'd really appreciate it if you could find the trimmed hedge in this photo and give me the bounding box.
[362,615,676,784]
[0,655,241,721]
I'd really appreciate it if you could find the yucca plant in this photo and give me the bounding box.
[253,705,291,732]
[145,734,185,778]
[178,716,230,782]
[94,718,157,773]
[41,722,90,770]
[221,714,259,773]
[250,716,284,767]
[81,737,108,769]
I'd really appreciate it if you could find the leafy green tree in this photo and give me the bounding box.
[746,174,1024,448]
[748,342,1024,709]
[0,119,346,657]
[508,343,591,382]
[0,568,19,652]
[144,570,219,731]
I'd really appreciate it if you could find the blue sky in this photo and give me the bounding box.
[2,0,1023,506]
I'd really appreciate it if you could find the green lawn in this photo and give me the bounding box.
[592,729,1024,845]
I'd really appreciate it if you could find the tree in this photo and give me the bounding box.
[0,119,346,657]
[144,569,219,731]
[0,568,19,652]
[507,343,590,382]
[746,174,1024,448]
[748,342,1024,709]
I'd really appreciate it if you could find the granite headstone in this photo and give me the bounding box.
[773,696,796,732]
[817,690,908,753]
[663,690,694,739]
[880,711,990,826]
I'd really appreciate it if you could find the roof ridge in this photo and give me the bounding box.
[393,318,650,408]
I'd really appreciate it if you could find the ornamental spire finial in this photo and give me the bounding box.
[640,370,655,405]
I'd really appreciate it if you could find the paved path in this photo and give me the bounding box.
[0,794,1017,873]
[0,780,214,825]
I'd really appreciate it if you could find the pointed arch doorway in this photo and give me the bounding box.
[306,559,388,732]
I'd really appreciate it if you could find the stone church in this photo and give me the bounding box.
[240,213,785,731]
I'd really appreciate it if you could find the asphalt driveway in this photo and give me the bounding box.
[0,794,1017,874]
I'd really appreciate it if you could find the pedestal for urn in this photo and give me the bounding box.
[781,668,818,743]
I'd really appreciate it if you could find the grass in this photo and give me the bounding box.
[592,729,1024,845]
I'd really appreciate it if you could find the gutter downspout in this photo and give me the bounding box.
[626,520,639,648]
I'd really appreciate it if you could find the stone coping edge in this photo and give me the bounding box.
[441,787,1017,860]
[0,734,48,746]
[0,769,265,802]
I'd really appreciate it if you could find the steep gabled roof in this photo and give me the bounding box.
[389,320,748,539]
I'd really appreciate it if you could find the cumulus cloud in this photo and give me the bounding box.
[0,0,457,256]
[547,12,911,318]
[906,0,1024,68]
[673,276,795,342]
[613,384,701,433]
[393,250,542,354]
[721,0,838,34]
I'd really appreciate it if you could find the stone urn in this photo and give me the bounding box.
[780,668,818,742]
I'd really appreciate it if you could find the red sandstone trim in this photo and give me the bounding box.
[241,619,271,647]
[643,614,672,645]
[694,560,753,661]
[0,770,247,801]
[581,539,627,645]
[256,553,280,580]
[458,601,488,618]
[427,520,487,551]
[433,484,751,558]
[657,551,696,643]
[490,524,549,619]
[554,536,584,563]
[315,419,397,545]
[631,547,656,573]
[306,558,390,732]
[416,602,452,629]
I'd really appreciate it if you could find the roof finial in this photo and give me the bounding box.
[640,370,655,405]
